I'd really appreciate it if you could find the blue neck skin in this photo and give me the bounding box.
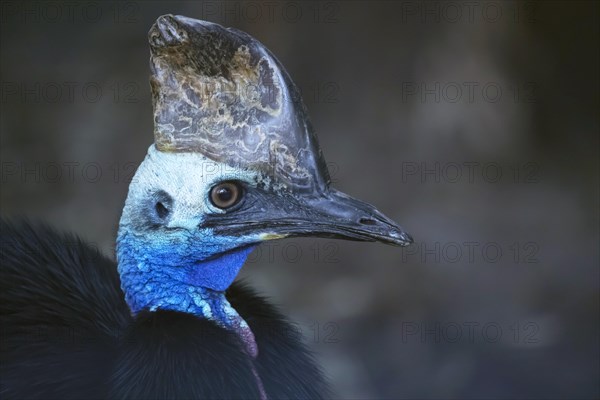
[117,229,258,357]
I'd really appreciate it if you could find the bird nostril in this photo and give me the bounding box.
[359,217,378,226]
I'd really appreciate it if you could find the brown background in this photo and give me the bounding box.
[1,1,598,398]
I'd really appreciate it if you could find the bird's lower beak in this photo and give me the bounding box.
[207,188,413,247]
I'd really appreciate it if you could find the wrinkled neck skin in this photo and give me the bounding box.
[117,230,258,356]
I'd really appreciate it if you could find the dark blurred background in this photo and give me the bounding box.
[1,1,598,398]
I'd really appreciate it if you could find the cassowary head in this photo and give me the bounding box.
[116,15,411,353]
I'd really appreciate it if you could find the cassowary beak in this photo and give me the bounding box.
[204,187,413,247]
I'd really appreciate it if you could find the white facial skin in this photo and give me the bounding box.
[120,144,261,231]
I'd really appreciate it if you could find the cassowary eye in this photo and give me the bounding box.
[210,181,243,210]
[155,201,169,218]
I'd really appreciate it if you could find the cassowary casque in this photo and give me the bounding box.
[0,15,412,399]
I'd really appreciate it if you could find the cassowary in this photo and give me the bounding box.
[0,15,412,399]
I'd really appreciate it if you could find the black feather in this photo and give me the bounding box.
[0,220,330,399]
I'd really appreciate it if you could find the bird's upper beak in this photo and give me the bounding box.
[204,187,413,247]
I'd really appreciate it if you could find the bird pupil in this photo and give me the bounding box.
[218,187,232,201]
